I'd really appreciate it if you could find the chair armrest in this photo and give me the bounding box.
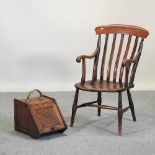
[76,50,98,63]
[122,58,136,66]
[123,53,141,86]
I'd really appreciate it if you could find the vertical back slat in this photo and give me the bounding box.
[92,35,101,81]
[123,35,132,59]
[106,34,117,81]
[122,36,139,84]
[100,34,109,80]
[129,39,144,84]
[119,35,132,83]
[130,36,139,59]
[113,34,124,82]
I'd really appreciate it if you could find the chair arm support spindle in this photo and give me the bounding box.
[76,49,98,82]
[81,59,86,82]
[123,53,141,86]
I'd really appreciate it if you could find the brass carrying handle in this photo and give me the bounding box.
[27,89,44,101]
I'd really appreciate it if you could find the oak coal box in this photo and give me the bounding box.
[14,89,67,138]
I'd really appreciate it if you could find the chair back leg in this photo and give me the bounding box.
[127,89,136,121]
[70,88,79,127]
[118,92,123,136]
[97,92,102,116]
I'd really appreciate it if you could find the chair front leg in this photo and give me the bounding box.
[127,89,136,121]
[70,88,79,127]
[118,92,123,136]
[97,92,102,116]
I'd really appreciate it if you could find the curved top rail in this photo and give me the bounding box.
[95,24,149,38]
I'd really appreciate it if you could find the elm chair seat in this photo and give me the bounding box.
[75,80,134,92]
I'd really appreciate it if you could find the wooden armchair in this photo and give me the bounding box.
[70,24,149,136]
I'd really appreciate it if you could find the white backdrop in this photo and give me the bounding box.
[0,0,154,91]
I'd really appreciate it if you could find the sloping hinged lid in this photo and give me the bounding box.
[20,90,67,134]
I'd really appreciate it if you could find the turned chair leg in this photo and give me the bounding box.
[127,89,136,121]
[97,92,102,116]
[118,92,123,136]
[70,88,79,127]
